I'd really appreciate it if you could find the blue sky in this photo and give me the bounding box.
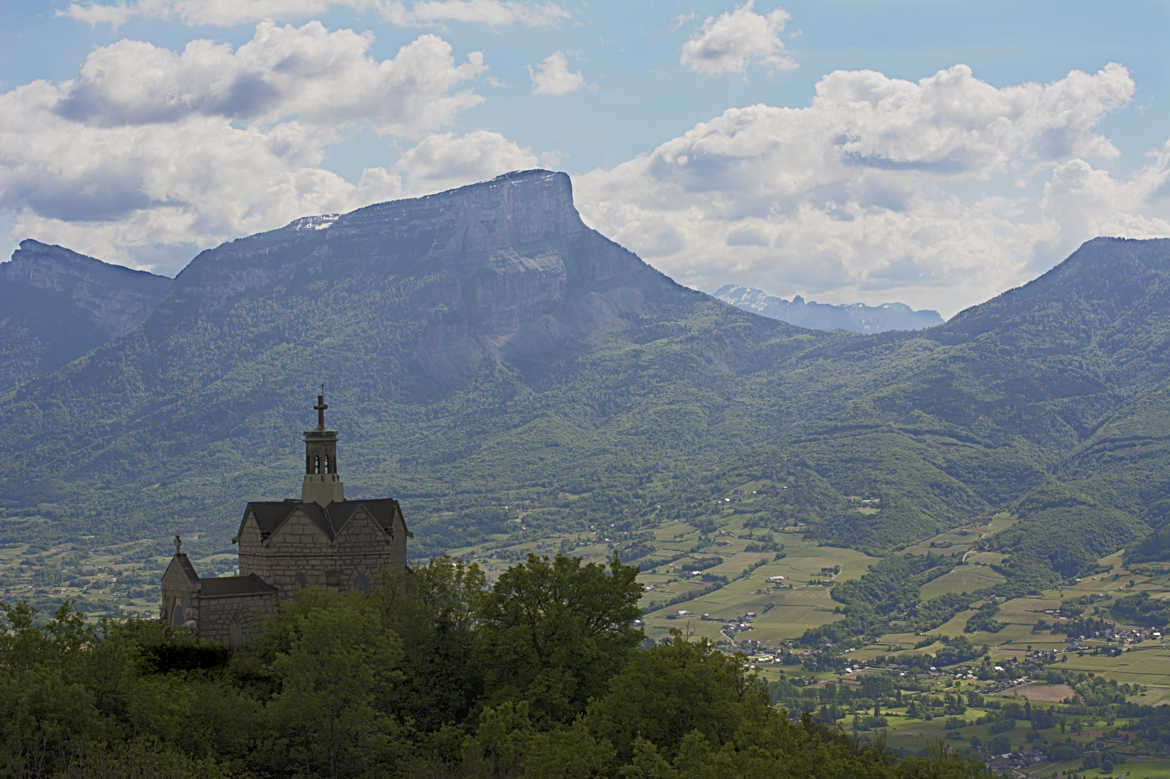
[2,1,1169,316]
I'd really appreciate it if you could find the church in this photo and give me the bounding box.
[160,394,411,647]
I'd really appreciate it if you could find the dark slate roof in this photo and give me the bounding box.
[198,573,278,598]
[240,498,408,542]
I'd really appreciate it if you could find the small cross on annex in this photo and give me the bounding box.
[160,394,411,647]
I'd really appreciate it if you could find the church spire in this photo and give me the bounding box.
[301,390,345,506]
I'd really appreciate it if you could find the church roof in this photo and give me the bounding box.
[198,573,278,599]
[166,553,200,584]
[242,498,408,542]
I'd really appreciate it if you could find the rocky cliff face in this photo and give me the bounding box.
[0,240,170,390]
[714,284,943,333]
[152,170,699,385]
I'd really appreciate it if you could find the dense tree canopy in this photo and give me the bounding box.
[0,555,987,777]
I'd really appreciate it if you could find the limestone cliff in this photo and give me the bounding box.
[151,170,704,387]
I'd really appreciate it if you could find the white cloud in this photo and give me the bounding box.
[55,22,487,137]
[60,0,570,28]
[1041,151,1170,248]
[60,1,138,27]
[0,79,403,271]
[391,131,539,194]
[386,0,570,28]
[575,63,1157,316]
[0,20,550,275]
[680,1,796,78]
[528,51,585,96]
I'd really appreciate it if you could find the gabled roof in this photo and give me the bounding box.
[164,553,200,584]
[238,498,409,543]
[198,574,278,599]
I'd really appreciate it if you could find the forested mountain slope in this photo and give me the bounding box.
[2,170,1169,587]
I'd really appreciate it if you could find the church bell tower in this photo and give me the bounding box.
[302,392,345,506]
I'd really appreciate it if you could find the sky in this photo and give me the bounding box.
[2,1,1169,317]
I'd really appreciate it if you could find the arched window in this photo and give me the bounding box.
[314,455,322,474]
[353,572,370,593]
[229,620,244,649]
[171,602,184,626]
[294,574,308,589]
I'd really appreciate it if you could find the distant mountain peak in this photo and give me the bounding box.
[713,284,942,333]
[0,241,171,390]
[5,238,169,291]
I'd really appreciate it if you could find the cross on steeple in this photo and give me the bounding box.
[314,388,328,430]
[303,388,344,505]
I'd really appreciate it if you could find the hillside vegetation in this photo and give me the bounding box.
[0,555,985,777]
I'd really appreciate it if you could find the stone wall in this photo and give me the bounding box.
[161,557,201,628]
[197,593,278,649]
[335,511,404,589]
[236,517,263,570]
[237,509,404,600]
[239,512,335,600]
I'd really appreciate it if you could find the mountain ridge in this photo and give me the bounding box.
[3,172,1170,590]
[713,284,943,333]
[0,239,170,390]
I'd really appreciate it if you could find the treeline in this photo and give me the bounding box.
[1110,592,1170,628]
[0,554,987,778]
[800,554,970,648]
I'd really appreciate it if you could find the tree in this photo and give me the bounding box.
[477,554,643,723]
[263,595,411,777]
[584,631,778,762]
[374,556,488,734]
[0,601,105,776]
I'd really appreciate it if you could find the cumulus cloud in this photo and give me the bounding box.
[528,51,585,96]
[0,21,551,275]
[387,0,570,27]
[576,63,1158,316]
[0,80,402,271]
[54,22,486,137]
[60,0,570,28]
[680,1,796,77]
[1041,151,1170,248]
[392,130,539,193]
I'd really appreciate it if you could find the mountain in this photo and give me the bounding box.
[3,171,1170,592]
[0,171,798,553]
[713,284,943,333]
[0,240,170,390]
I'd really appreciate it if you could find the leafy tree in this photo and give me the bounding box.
[263,595,411,777]
[477,554,643,723]
[584,631,779,762]
[375,556,488,733]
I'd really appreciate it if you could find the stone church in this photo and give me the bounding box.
[160,394,411,647]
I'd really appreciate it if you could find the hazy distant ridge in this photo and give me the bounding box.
[714,284,943,333]
[0,240,170,390]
